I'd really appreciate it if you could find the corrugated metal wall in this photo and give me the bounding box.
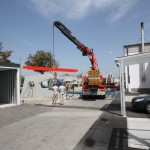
[0,70,17,104]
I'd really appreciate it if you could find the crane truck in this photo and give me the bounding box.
[54,21,106,99]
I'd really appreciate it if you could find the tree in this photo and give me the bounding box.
[0,42,13,63]
[25,50,59,74]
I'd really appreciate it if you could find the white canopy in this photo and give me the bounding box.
[115,52,150,117]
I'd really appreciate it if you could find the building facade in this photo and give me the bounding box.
[124,42,150,93]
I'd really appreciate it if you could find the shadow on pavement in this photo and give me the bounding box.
[35,103,101,111]
[35,99,150,118]
[73,100,150,150]
[107,128,149,150]
[101,100,150,118]
[73,114,130,150]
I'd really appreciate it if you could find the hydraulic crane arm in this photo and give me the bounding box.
[53,21,98,70]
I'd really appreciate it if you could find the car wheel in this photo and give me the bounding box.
[100,95,105,99]
[144,103,150,114]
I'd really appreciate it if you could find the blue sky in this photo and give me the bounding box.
[0,0,150,77]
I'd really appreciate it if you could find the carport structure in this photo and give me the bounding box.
[115,52,150,117]
[0,62,20,105]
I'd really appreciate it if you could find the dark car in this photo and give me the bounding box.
[132,95,150,114]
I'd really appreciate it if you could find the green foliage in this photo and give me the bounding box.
[25,50,59,74]
[0,42,13,63]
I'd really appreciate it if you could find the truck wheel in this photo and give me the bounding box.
[100,95,105,99]
[82,95,86,99]
[145,103,150,114]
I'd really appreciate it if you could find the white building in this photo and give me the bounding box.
[124,42,150,93]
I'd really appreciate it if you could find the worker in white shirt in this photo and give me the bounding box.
[58,83,66,105]
[52,84,59,104]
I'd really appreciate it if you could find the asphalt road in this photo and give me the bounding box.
[0,97,112,150]
[0,96,149,150]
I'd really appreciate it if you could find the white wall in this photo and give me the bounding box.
[126,62,150,92]
[21,73,54,98]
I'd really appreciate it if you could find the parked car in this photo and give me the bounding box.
[132,95,150,114]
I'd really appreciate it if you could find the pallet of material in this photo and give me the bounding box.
[88,70,100,77]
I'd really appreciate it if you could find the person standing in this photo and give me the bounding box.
[52,84,59,104]
[65,81,69,91]
[58,83,66,105]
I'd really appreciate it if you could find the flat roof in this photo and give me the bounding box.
[115,52,150,66]
[123,42,150,48]
[0,62,20,68]
[0,62,20,71]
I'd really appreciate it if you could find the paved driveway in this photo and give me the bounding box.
[0,96,149,150]
[0,98,112,150]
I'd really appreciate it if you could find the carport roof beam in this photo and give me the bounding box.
[115,52,150,66]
